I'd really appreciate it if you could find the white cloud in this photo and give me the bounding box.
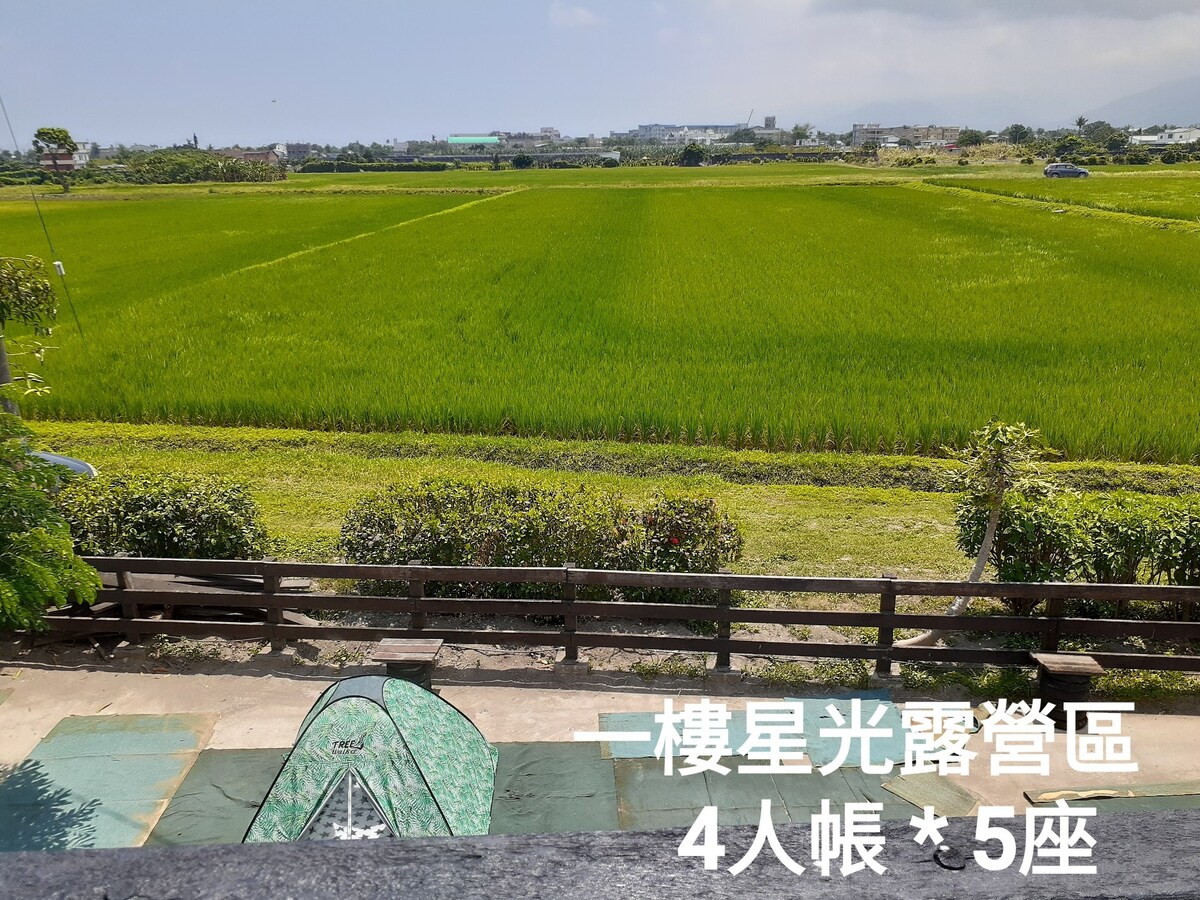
[548,2,600,28]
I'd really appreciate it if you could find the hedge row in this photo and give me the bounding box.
[51,475,743,604]
[339,480,743,603]
[957,490,1200,615]
[297,160,452,173]
[56,475,267,560]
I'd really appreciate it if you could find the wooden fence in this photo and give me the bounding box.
[38,557,1200,675]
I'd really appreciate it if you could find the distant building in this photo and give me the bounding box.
[851,123,961,147]
[608,123,742,144]
[286,143,315,161]
[1129,126,1200,146]
[447,134,501,146]
[217,147,282,164]
[39,142,90,171]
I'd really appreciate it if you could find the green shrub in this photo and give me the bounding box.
[56,475,267,559]
[339,479,742,602]
[957,488,1200,616]
[1154,497,1200,586]
[1077,492,1163,584]
[1,413,100,630]
[957,489,1084,588]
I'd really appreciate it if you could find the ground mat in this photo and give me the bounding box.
[489,742,620,835]
[147,748,289,846]
[883,772,979,817]
[0,713,215,851]
[1027,780,1200,813]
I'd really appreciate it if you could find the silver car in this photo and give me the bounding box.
[1043,162,1089,178]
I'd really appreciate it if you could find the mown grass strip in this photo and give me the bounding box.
[915,179,1200,234]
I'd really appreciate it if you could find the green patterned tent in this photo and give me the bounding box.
[244,675,497,843]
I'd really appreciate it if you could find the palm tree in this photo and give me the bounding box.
[1075,116,1088,136]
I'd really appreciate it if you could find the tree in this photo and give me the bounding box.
[511,153,535,170]
[791,122,812,143]
[32,127,77,193]
[895,421,1050,648]
[1053,133,1084,158]
[1003,123,1033,144]
[676,143,707,167]
[1074,115,1088,135]
[0,257,58,415]
[0,265,98,630]
[1105,131,1130,152]
[0,409,101,630]
[726,128,757,143]
[958,128,986,147]
[1082,120,1115,146]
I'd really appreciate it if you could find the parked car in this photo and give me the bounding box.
[1044,162,1089,178]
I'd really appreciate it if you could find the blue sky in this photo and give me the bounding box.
[1,1,1197,148]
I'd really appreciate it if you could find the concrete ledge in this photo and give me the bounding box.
[706,665,742,687]
[3,809,1199,898]
[553,652,591,679]
[254,645,297,669]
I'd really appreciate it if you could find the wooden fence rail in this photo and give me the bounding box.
[35,557,1200,675]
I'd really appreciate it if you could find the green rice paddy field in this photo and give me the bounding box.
[3,164,1200,461]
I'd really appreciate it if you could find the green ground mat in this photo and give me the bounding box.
[614,756,920,830]
[883,772,979,817]
[489,742,619,835]
[1028,780,1200,814]
[0,713,214,851]
[599,694,905,770]
[147,749,289,847]
[137,739,928,846]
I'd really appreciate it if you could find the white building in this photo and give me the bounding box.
[1129,126,1200,146]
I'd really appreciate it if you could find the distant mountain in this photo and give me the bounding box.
[1085,76,1200,128]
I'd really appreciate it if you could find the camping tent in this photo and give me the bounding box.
[244,675,497,843]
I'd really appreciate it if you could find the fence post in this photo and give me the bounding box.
[409,560,426,632]
[875,573,897,677]
[114,551,140,644]
[715,568,732,671]
[264,559,284,652]
[562,562,578,663]
[1041,597,1065,653]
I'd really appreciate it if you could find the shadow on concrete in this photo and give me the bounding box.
[0,760,100,852]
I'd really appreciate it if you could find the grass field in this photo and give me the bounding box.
[935,171,1200,221]
[4,164,1200,460]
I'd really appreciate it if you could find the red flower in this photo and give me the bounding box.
[670,537,680,545]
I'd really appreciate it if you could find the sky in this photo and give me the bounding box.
[1,0,1198,148]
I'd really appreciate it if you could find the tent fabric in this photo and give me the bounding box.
[244,676,497,844]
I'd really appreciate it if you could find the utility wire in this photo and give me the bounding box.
[0,90,84,337]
